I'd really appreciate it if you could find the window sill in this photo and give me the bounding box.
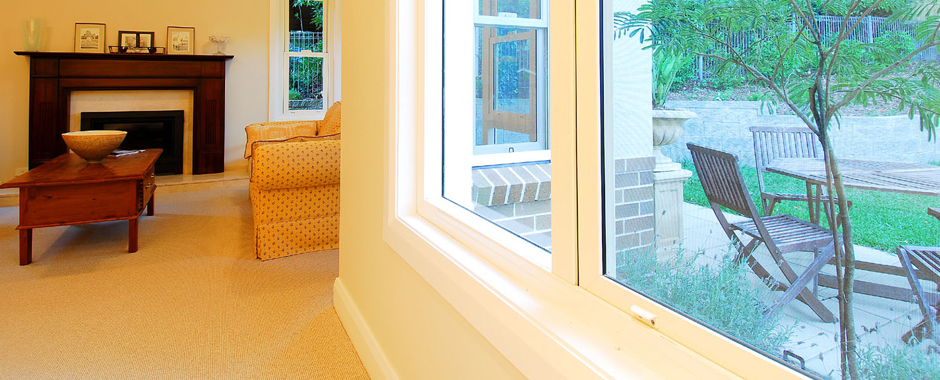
[383,208,747,379]
[272,110,327,122]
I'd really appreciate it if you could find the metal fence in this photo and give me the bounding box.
[287,31,325,110]
[289,31,323,52]
[814,15,937,61]
[694,15,937,80]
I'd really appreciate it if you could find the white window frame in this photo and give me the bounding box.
[383,0,808,378]
[269,0,340,121]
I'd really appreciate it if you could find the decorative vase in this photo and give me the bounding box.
[208,35,229,55]
[651,109,697,172]
[23,18,42,52]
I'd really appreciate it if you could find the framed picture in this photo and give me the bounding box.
[167,26,195,55]
[139,32,155,48]
[118,31,155,53]
[118,31,138,49]
[74,23,106,54]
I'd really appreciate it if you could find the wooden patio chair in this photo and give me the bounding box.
[688,143,836,322]
[896,206,940,343]
[749,126,851,223]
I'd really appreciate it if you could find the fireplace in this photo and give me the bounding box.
[81,111,185,174]
[15,51,232,173]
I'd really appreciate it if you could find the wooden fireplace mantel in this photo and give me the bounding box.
[14,51,234,174]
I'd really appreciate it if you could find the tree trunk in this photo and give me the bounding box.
[819,132,860,380]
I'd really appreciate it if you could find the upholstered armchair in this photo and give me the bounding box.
[245,102,341,260]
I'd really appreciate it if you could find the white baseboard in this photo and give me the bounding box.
[333,278,398,380]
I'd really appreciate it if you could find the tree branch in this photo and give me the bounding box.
[829,40,940,115]
[704,53,819,132]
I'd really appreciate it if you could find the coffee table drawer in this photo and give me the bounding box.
[140,166,156,211]
[22,180,138,227]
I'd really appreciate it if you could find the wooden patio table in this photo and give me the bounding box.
[0,149,161,265]
[765,157,940,306]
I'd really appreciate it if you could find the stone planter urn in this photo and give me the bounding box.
[651,109,697,172]
[650,108,696,252]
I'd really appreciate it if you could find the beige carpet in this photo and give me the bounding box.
[0,183,369,379]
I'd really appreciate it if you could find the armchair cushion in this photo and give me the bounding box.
[318,101,342,136]
[244,120,321,159]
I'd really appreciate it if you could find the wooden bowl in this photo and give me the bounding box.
[62,131,127,163]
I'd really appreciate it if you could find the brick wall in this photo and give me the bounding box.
[471,163,552,250]
[613,157,656,251]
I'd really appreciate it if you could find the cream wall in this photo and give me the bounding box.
[337,1,524,378]
[0,0,269,182]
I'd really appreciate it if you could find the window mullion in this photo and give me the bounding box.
[548,0,578,284]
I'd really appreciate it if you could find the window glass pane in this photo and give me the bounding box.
[475,26,543,148]
[289,0,323,52]
[601,1,940,378]
[601,0,801,369]
[479,0,541,19]
[445,4,551,252]
[288,56,324,111]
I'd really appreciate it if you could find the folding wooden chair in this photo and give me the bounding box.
[896,207,940,343]
[749,126,851,224]
[688,143,836,322]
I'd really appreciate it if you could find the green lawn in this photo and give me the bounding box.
[682,161,940,251]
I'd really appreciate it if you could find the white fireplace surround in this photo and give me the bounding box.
[69,90,195,174]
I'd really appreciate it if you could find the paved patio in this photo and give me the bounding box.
[679,203,933,377]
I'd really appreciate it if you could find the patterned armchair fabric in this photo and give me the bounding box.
[245,102,341,260]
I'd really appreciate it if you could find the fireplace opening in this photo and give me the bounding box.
[81,111,185,174]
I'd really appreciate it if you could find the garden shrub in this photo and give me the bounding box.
[615,248,793,353]
[289,89,302,101]
[873,30,917,66]
[858,343,940,380]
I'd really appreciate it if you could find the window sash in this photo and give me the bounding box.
[283,51,330,115]
[387,0,807,378]
[472,0,550,158]
[574,0,807,378]
[270,0,332,121]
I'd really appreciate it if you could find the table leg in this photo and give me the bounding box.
[19,229,32,266]
[805,182,818,224]
[147,194,155,216]
[814,184,824,225]
[129,218,138,253]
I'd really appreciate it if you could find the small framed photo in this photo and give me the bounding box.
[167,26,195,55]
[74,23,106,54]
[118,31,155,53]
[139,32,155,48]
[118,31,138,48]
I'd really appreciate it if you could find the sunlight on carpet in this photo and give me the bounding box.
[0,185,368,379]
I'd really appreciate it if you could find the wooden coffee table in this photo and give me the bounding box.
[0,149,162,265]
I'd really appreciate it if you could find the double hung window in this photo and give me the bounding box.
[272,0,332,120]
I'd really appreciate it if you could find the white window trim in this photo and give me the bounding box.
[383,0,807,378]
[269,0,341,121]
